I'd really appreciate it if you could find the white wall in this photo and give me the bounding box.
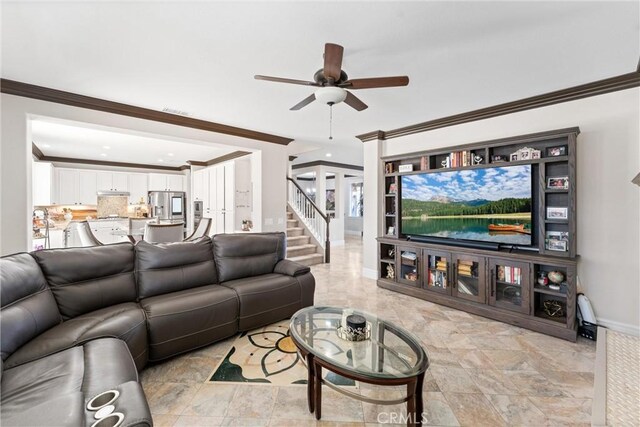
[364,88,640,334]
[1,94,288,255]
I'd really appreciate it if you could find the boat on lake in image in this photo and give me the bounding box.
[487,223,529,233]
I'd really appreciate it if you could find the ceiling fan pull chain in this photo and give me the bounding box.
[329,103,333,140]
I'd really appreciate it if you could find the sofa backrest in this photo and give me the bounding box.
[31,243,137,320]
[0,253,62,361]
[135,236,218,299]
[213,232,286,282]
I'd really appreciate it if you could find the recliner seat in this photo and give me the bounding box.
[0,232,315,427]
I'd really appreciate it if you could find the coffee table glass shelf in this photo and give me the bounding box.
[290,306,429,426]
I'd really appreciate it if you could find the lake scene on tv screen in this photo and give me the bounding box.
[401,165,532,245]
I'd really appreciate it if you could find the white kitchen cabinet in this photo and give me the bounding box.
[96,171,129,192]
[56,168,97,205]
[167,175,184,192]
[128,173,148,204]
[199,163,235,234]
[192,169,207,201]
[32,161,53,206]
[78,171,97,204]
[57,169,79,205]
[149,173,184,191]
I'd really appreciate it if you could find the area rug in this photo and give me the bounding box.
[208,320,356,387]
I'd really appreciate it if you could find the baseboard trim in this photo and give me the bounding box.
[362,268,377,280]
[596,317,640,336]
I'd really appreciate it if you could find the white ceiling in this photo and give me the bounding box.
[3,2,639,167]
[31,119,235,167]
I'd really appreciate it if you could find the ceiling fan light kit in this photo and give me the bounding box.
[255,42,409,138]
[314,86,347,105]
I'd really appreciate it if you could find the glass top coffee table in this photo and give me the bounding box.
[290,306,429,426]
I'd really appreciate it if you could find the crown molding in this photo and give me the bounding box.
[357,71,640,142]
[2,79,294,145]
[37,153,184,171]
[292,160,363,171]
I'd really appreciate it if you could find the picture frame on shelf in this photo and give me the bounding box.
[491,155,508,163]
[388,183,397,194]
[531,149,541,159]
[509,153,519,162]
[546,145,568,157]
[387,226,395,235]
[546,231,569,241]
[547,176,569,190]
[398,164,413,173]
[546,239,568,252]
[546,206,568,220]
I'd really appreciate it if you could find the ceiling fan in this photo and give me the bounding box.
[254,43,409,111]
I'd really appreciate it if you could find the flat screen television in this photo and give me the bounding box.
[400,165,532,246]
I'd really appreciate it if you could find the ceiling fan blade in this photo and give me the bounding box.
[344,91,368,111]
[254,75,319,86]
[341,76,409,89]
[323,43,344,82]
[290,93,316,111]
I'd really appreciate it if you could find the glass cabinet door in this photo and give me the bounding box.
[489,259,530,314]
[423,249,452,295]
[397,246,421,287]
[452,254,486,303]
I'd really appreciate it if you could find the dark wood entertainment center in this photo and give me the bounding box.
[377,128,579,341]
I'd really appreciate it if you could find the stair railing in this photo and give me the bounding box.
[286,176,330,263]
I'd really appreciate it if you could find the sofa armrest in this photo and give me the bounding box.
[274,259,311,277]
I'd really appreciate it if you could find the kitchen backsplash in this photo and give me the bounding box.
[97,195,128,217]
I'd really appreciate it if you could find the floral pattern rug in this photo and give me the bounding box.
[208,320,356,387]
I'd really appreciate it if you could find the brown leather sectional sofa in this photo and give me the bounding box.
[0,232,315,427]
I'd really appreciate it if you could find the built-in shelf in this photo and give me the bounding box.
[380,258,395,264]
[545,219,569,224]
[533,285,567,297]
[545,189,569,193]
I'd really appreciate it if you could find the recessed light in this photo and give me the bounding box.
[326,153,332,157]
[167,153,174,157]
[42,144,51,148]
[100,153,107,157]
[158,159,164,163]
[103,145,110,149]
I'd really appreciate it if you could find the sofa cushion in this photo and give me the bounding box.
[213,232,286,282]
[4,303,148,370]
[0,253,62,362]
[1,338,141,426]
[136,236,218,299]
[32,243,137,320]
[221,273,302,331]
[141,285,239,361]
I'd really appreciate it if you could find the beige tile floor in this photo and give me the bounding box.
[141,237,596,426]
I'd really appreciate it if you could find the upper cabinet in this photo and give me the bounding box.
[96,171,129,191]
[56,169,97,205]
[96,171,129,192]
[128,173,148,204]
[149,173,184,192]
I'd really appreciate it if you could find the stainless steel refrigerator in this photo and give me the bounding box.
[148,191,186,223]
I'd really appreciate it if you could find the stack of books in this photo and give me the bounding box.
[496,265,522,285]
[457,260,475,277]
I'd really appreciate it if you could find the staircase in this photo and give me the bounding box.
[286,210,324,266]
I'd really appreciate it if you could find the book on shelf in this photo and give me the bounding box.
[429,270,447,288]
[385,163,394,174]
[420,156,428,171]
[499,266,522,285]
[446,150,476,168]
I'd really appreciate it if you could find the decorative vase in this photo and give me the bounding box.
[64,212,73,221]
[548,271,565,284]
